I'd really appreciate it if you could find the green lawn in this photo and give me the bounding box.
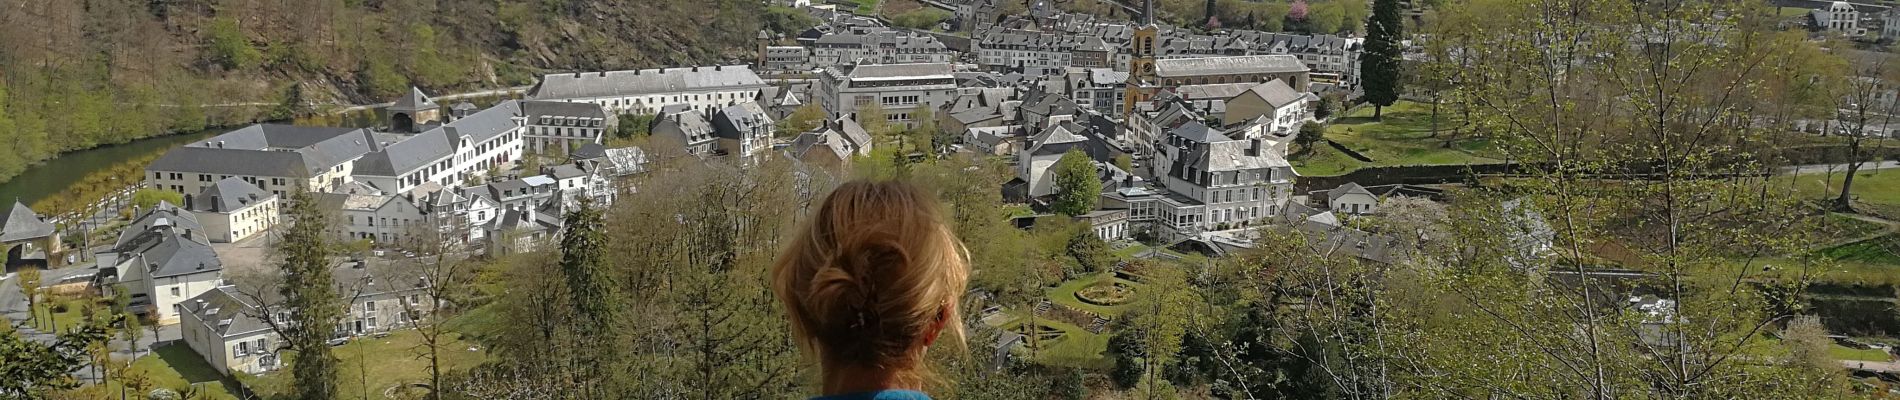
[85,343,240,400]
[1820,236,1900,266]
[30,297,95,334]
[1292,101,1504,176]
[1046,273,1145,317]
[1831,343,1893,362]
[841,0,879,14]
[1000,312,1113,369]
[1789,169,1900,217]
[244,330,489,399]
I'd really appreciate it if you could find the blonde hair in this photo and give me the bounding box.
[772,179,970,386]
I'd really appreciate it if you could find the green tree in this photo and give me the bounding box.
[17,268,40,329]
[122,311,144,356]
[557,201,617,395]
[131,189,186,210]
[1067,227,1111,272]
[205,17,261,70]
[616,114,656,139]
[1051,149,1101,216]
[1295,122,1326,156]
[274,189,342,400]
[776,102,826,138]
[0,322,106,398]
[1360,0,1404,118]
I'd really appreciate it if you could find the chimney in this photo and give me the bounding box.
[183,195,193,211]
[573,72,582,78]
[1248,138,1263,157]
[659,68,667,74]
[353,260,367,269]
[216,141,225,148]
[599,71,607,77]
[634,69,641,75]
[716,65,724,71]
[692,66,700,72]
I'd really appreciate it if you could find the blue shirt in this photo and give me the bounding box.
[810,390,932,400]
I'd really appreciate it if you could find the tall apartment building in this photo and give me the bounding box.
[817,63,959,129]
[527,66,767,116]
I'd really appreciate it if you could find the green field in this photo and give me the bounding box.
[82,344,240,400]
[1046,273,1145,317]
[244,330,488,399]
[1292,101,1504,176]
[1789,169,1900,217]
[1000,312,1113,369]
[841,0,879,14]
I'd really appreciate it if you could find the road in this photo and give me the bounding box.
[1781,161,1900,176]
[331,85,533,114]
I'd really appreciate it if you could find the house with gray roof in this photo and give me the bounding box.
[817,63,958,129]
[712,101,777,162]
[179,258,435,377]
[1223,79,1310,136]
[186,177,279,243]
[651,108,720,157]
[147,124,379,197]
[787,115,874,169]
[1114,118,1297,241]
[527,65,766,116]
[388,87,441,133]
[351,100,527,195]
[315,192,425,246]
[1150,55,1310,90]
[94,202,223,324]
[521,100,614,155]
[2,200,58,268]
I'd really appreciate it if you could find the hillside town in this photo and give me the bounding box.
[5,0,1900,397]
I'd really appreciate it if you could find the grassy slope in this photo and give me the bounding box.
[244,330,489,399]
[1789,169,1900,218]
[1293,101,1503,176]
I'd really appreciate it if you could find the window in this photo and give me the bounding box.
[368,317,377,329]
[170,287,180,296]
[237,341,249,356]
[366,301,377,311]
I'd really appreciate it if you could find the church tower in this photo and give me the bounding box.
[1124,0,1160,117]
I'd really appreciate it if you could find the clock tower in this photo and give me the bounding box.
[1124,0,1160,117]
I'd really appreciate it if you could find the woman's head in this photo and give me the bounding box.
[772,179,969,389]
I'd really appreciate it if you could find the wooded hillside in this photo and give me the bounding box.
[0,0,777,182]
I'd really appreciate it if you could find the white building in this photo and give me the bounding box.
[1815,1,1864,36]
[1124,120,1296,240]
[521,100,615,155]
[147,125,378,198]
[809,30,956,68]
[1223,79,1310,136]
[711,101,778,161]
[527,66,767,116]
[185,177,279,244]
[178,260,434,377]
[352,101,527,195]
[1317,182,1379,215]
[315,192,427,246]
[94,203,224,325]
[817,63,960,129]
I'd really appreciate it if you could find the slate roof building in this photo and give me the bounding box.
[94,202,223,324]
[809,30,955,68]
[388,87,441,133]
[178,259,436,377]
[527,66,767,116]
[147,124,379,197]
[186,177,280,243]
[817,63,959,129]
[521,100,615,155]
[1105,118,1296,241]
[711,101,778,162]
[314,192,426,245]
[1,201,58,267]
[787,115,875,169]
[351,101,527,195]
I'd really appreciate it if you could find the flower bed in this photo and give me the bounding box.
[1075,282,1136,306]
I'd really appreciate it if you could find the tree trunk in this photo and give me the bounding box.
[1428,96,1440,138]
[1374,104,1384,120]
[1837,157,1862,212]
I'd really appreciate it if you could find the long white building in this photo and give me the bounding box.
[526,66,768,116]
[352,101,528,195]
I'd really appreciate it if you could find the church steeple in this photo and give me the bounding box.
[1141,0,1155,25]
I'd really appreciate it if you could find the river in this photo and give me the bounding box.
[0,129,225,206]
[0,93,517,207]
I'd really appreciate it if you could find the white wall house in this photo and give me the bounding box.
[527,66,767,116]
[95,203,224,325]
[1320,183,1380,215]
[316,192,427,246]
[817,63,959,129]
[186,177,279,244]
[1815,1,1864,36]
[352,101,527,195]
[521,100,615,155]
[147,125,378,198]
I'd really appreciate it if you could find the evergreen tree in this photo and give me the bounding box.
[1361,0,1404,119]
[557,201,617,394]
[1050,149,1101,216]
[276,189,342,400]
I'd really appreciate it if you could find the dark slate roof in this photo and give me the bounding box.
[115,201,202,250]
[528,66,765,100]
[1326,182,1375,202]
[839,63,955,80]
[355,101,525,177]
[0,201,55,242]
[1171,121,1229,143]
[1245,79,1304,108]
[151,125,377,177]
[548,164,588,180]
[191,178,273,213]
[390,87,438,113]
[570,143,609,161]
[180,286,271,337]
[124,226,220,279]
[522,100,608,120]
[713,102,773,140]
[1153,55,1308,78]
